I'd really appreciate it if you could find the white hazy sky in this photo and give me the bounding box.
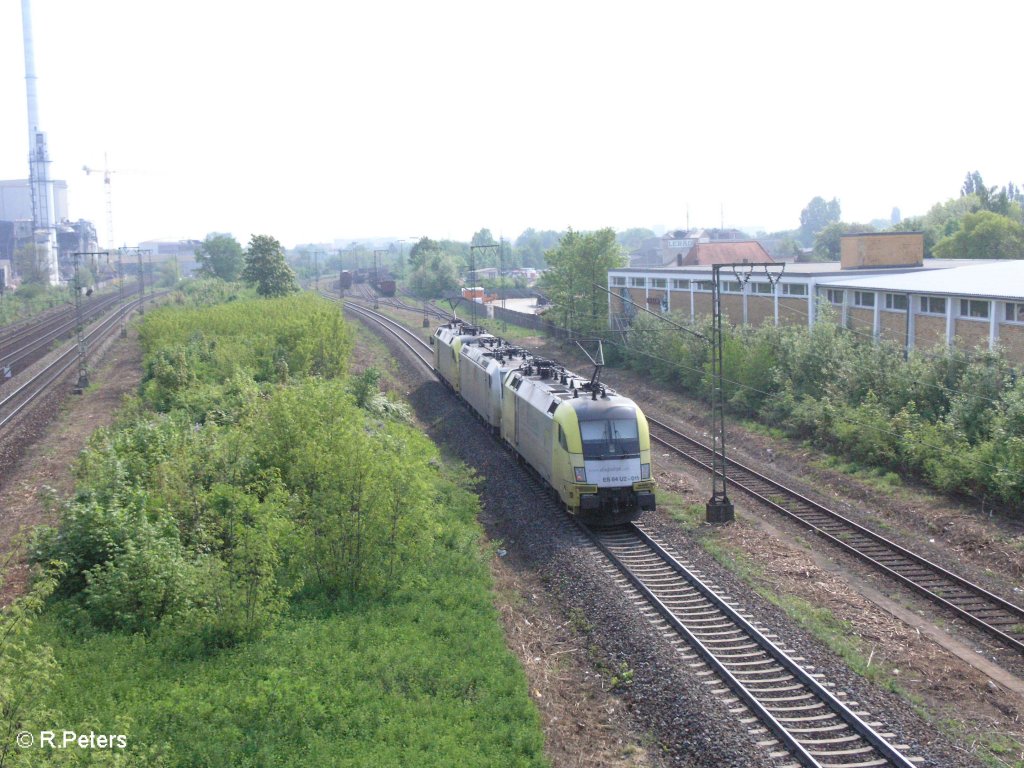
[0,1,1020,249]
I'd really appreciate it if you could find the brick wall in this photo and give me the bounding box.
[848,308,874,335]
[777,299,808,327]
[914,315,947,350]
[954,319,990,352]
[997,324,1024,361]
[747,296,775,326]
[879,310,907,345]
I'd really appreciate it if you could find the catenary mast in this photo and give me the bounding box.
[21,0,60,285]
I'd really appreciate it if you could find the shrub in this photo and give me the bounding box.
[84,524,196,633]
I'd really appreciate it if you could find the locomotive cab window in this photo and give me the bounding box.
[579,406,640,459]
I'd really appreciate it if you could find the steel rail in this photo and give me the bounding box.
[0,292,122,375]
[333,294,918,765]
[0,295,150,430]
[320,292,435,367]
[647,417,1024,654]
[585,521,917,767]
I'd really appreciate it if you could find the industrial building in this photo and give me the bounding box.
[608,232,1024,364]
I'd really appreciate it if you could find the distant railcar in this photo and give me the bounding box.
[339,270,353,289]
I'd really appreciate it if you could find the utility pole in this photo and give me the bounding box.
[499,237,506,331]
[705,262,784,523]
[71,252,107,392]
[135,249,145,315]
[469,243,498,326]
[373,249,388,309]
[117,248,126,337]
[706,264,733,523]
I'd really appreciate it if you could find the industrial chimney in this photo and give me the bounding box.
[21,0,60,286]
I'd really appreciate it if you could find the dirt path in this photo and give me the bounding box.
[0,328,143,605]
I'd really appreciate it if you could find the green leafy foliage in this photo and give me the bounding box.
[241,235,298,297]
[540,228,625,335]
[194,233,244,282]
[0,283,69,326]
[616,311,1024,511]
[933,210,1024,260]
[0,564,63,766]
[14,290,547,765]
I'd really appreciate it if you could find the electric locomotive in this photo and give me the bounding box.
[500,358,655,522]
[431,319,655,523]
[431,320,494,394]
[459,336,530,433]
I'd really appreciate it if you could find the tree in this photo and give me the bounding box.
[513,228,562,269]
[539,227,625,334]
[408,251,460,298]
[407,237,441,271]
[470,228,496,248]
[241,235,298,297]
[616,227,656,251]
[13,243,49,285]
[195,233,244,282]
[933,210,1024,260]
[812,222,875,261]
[961,171,985,197]
[798,196,841,246]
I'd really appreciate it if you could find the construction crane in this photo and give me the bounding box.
[82,153,116,249]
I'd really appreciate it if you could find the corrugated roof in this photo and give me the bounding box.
[610,258,992,277]
[820,260,1024,300]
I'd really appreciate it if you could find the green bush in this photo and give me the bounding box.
[85,525,196,633]
[612,307,1024,512]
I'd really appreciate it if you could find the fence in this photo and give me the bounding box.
[490,304,572,340]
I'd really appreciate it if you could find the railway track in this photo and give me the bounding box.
[0,293,152,432]
[321,291,435,366]
[338,296,922,766]
[337,289,1024,657]
[584,521,919,767]
[647,417,1024,655]
[0,290,124,379]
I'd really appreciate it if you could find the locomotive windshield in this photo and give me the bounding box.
[579,406,640,459]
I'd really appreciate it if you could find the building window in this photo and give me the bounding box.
[960,299,990,319]
[695,280,713,292]
[723,281,742,293]
[1005,303,1024,323]
[671,279,690,290]
[884,293,908,311]
[826,289,845,305]
[919,296,946,315]
[650,278,667,289]
[611,276,626,287]
[630,277,646,288]
[782,283,807,296]
[854,291,875,308]
[751,282,773,294]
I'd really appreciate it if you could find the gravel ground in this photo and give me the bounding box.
[347,307,991,768]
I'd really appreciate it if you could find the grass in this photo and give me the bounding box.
[657,489,704,531]
[35,507,548,767]
[16,293,548,768]
[813,455,904,493]
[739,419,786,440]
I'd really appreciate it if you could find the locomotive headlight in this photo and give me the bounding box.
[641,463,650,480]
[574,467,586,483]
